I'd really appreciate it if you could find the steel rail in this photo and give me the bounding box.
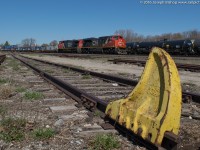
[12,54,176,150]
[0,54,6,65]
[109,59,200,72]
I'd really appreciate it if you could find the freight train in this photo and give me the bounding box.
[2,35,199,56]
[58,35,127,54]
[127,39,200,55]
[58,36,200,55]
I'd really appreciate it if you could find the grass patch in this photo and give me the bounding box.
[118,72,129,76]
[32,128,55,140]
[63,68,70,73]
[76,66,84,69]
[7,59,20,71]
[0,85,13,99]
[94,110,101,117]
[24,91,43,100]
[0,106,7,118]
[15,87,26,93]
[82,74,91,79]
[45,69,54,73]
[0,117,26,142]
[0,79,8,85]
[89,134,120,150]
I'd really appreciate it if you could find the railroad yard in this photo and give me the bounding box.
[0,52,200,150]
[1,0,200,149]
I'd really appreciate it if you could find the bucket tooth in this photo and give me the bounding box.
[105,47,181,145]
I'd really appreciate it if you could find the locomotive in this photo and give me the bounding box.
[127,39,200,55]
[58,35,126,54]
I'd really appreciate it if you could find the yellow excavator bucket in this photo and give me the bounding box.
[105,47,181,145]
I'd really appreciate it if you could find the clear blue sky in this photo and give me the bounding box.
[0,0,199,45]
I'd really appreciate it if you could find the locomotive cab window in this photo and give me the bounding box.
[113,36,118,40]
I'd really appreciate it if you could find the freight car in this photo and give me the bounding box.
[126,42,138,54]
[127,39,200,55]
[2,45,18,51]
[192,39,200,55]
[137,41,164,54]
[163,39,195,55]
[58,35,126,54]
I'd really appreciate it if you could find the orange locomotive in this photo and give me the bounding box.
[58,35,127,54]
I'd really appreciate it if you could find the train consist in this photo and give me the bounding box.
[127,39,200,55]
[1,35,200,55]
[58,35,127,54]
[58,36,200,55]
[1,45,57,51]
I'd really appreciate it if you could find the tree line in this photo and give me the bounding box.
[1,29,200,47]
[0,39,58,47]
[114,29,200,42]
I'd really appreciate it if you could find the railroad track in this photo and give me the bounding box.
[16,54,200,104]
[108,59,200,72]
[12,54,159,149]
[0,54,6,65]
[12,51,200,150]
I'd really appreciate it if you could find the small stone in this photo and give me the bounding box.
[46,125,50,128]
[84,124,91,127]
[189,116,192,119]
[50,105,77,113]
[54,119,64,127]
[76,141,81,145]
[9,143,14,147]
[77,128,83,132]
[112,83,118,86]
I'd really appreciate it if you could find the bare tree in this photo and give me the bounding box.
[115,29,200,42]
[172,33,183,40]
[21,38,36,47]
[114,29,143,42]
[41,43,49,47]
[188,30,199,39]
[49,40,58,46]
